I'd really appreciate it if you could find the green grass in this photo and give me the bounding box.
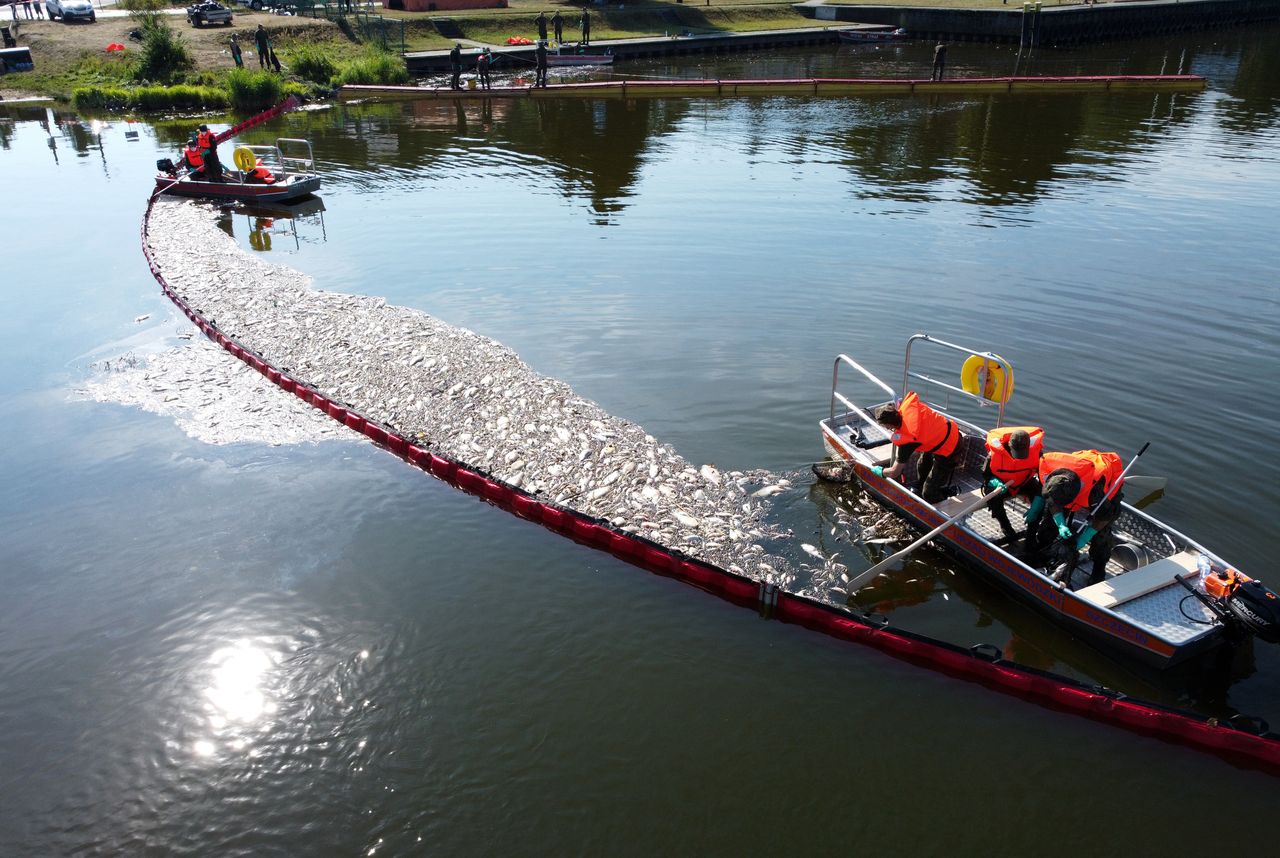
[332,48,411,86]
[224,67,286,111]
[73,84,230,111]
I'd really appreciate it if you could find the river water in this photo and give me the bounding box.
[3,25,1279,854]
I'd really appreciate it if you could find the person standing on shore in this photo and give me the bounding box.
[229,34,243,68]
[449,43,463,90]
[580,8,590,46]
[534,40,548,88]
[931,42,947,80]
[552,10,563,43]
[535,10,548,41]
[32,0,42,20]
[255,24,270,69]
[476,48,491,90]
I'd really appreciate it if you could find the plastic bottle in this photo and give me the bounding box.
[1197,553,1213,585]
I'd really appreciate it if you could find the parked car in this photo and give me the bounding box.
[186,1,233,27]
[45,0,96,23]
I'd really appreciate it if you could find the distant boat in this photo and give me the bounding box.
[837,27,910,44]
[546,44,614,66]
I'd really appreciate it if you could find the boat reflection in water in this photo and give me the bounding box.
[215,195,328,253]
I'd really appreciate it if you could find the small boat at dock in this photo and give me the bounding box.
[154,137,320,204]
[837,27,910,44]
[819,333,1280,669]
[546,43,614,66]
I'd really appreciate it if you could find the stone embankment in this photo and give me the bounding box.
[145,199,797,584]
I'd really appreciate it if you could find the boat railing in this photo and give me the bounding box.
[903,333,1013,427]
[830,354,897,426]
[276,138,317,179]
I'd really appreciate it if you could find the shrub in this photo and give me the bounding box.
[287,45,338,85]
[133,18,194,84]
[333,49,410,87]
[224,68,284,112]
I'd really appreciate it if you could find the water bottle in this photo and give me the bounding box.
[1197,553,1213,586]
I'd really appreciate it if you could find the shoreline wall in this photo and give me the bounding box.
[799,0,1280,46]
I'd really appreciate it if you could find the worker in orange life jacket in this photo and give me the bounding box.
[1025,449,1125,587]
[182,134,205,177]
[982,425,1044,540]
[869,391,961,503]
[195,123,223,182]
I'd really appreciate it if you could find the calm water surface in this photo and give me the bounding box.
[3,26,1280,855]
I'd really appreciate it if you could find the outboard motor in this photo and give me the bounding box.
[156,157,176,177]
[1224,580,1280,644]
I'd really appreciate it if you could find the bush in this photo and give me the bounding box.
[287,45,338,85]
[72,84,228,112]
[133,18,194,84]
[333,49,410,87]
[224,68,285,112]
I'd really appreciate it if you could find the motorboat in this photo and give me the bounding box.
[819,333,1280,668]
[837,27,910,44]
[154,137,320,203]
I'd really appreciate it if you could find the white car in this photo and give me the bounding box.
[46,0,96,22]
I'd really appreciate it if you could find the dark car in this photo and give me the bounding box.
[187,1,233,27]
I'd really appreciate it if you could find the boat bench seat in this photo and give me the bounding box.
[1074,552,1200,609]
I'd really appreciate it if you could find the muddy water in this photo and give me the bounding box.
[3,26,1280,854]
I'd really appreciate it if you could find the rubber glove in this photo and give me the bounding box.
[871,466,885,478]
[987,477,1004,491]
[1023,496,1044,523]
[1075,526,1098,551]
[1053,512,1072,540]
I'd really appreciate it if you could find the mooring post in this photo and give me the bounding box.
[1032,2,1042,47]
[1020,3,1030,48]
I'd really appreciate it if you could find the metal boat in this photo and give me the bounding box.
[154,137,320,203]
[547,44,614,66]
[837,27,910,44]
[819,333,1280,668]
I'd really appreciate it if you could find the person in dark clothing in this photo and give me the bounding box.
[476,48,491,89]
[229,34,243,68]
[255,25,270,69]
[196,124,223,182]
[982,426,1044,541]
[1024,450,1125,588]
[931,42,947,80]
[551,10,563,43]
[534,40,548,88]
[535,11,548,41]
[869,393,961,504]
[580,8,590,46]
[449,43,463,90]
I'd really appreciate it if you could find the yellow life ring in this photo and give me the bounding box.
[961,355,1014,403]
[233,146,257,172]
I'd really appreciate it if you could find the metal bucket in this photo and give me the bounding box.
[1114,543,1153,571]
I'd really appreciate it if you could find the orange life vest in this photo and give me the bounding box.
[196,130,216,151]
[893,391,960,457]
[1037,450,1123,512]
[249,164,276,184]
[985,426,1044,489]
[184,146,204,169]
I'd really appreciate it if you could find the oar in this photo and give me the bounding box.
[843,482,1011,591]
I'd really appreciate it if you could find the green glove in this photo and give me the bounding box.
[1075,527,1098,551]
[987,477,1004,491]
[1053,512,1072,540]
[1023,496,1044,523]
[871,466,884,478]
